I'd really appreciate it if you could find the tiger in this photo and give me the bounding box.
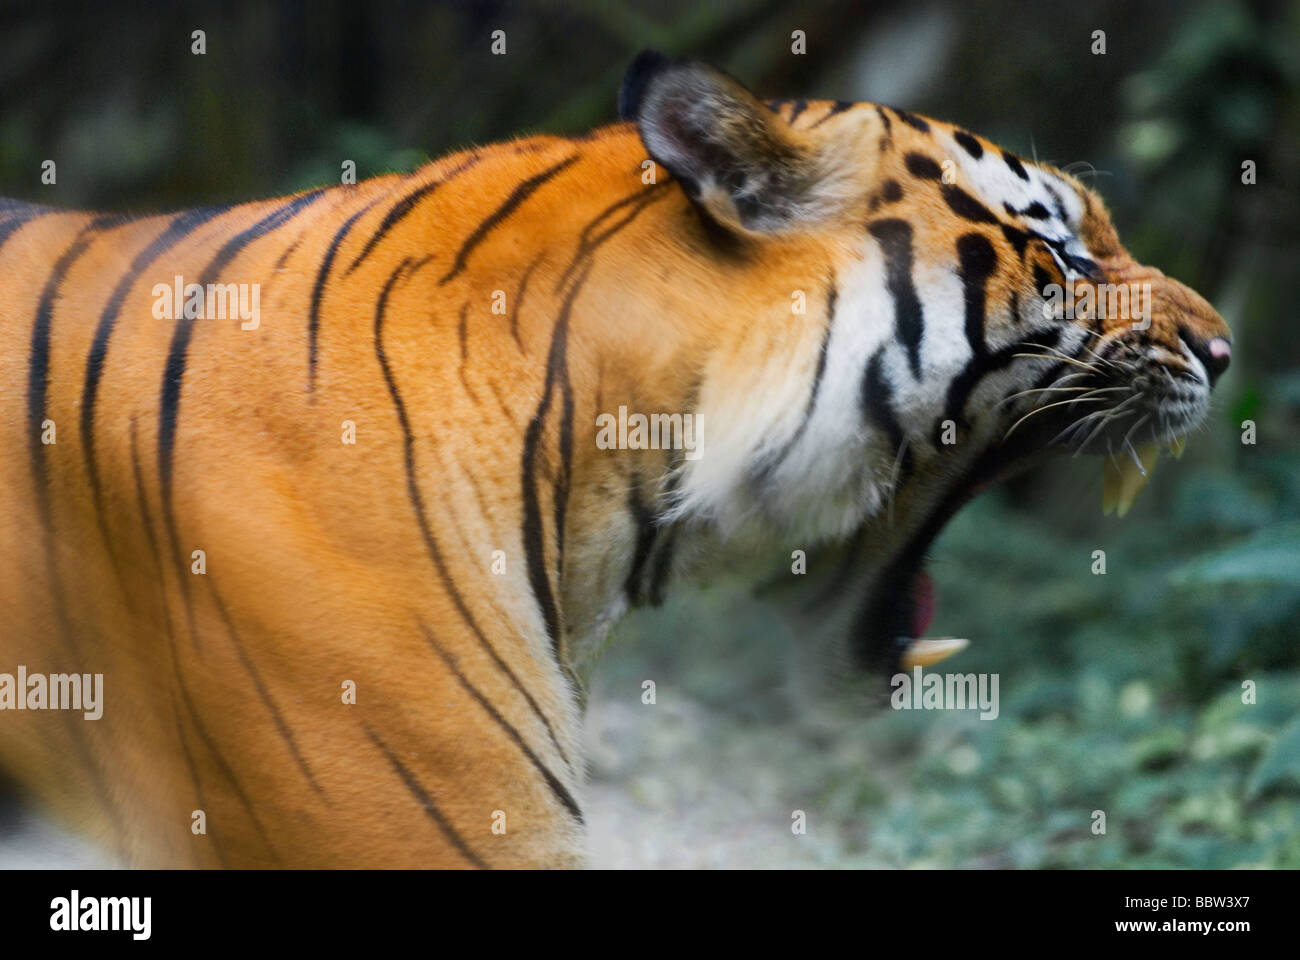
[0,50,1231,869]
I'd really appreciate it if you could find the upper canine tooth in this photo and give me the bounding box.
[1168,436,1186,459]
[1115,442,1160,518]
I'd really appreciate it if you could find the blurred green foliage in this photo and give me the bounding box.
[3,0,1296,866]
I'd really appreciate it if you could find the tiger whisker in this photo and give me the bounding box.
[1011,352,1097,373]
[996,384,1126,410]
[1003,395,1110,441]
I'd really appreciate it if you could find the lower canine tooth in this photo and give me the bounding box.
[901,637,970,669]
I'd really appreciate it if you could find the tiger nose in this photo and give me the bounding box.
[1183,333,1232,385]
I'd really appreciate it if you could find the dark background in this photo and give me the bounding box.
[1,0,1297,867]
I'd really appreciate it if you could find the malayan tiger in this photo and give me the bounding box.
[0,51,1231,868]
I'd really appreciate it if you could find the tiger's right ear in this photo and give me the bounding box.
[619,50,864,236]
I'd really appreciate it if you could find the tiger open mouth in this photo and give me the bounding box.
[857,349,1212,683]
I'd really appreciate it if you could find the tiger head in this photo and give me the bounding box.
[611,51,1232,678]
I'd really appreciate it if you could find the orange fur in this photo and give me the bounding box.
[0,84,1229,868]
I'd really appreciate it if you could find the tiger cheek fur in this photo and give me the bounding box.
[0,52,1228,868]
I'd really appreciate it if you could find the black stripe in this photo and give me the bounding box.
[762,276,836,478]
[941,184,1000,224]
[457,301,480,405]
[861,349,910,473]
[1000,222,1032,258]
[27,225,107,656]
[439,154,579,285]
[208,580,324,797]
[554,183,667,293]
[904,153,943,180]
[25,218,138,858]
[133,421,231,867]
[646,523,677,606]
[157,190,326,648]
[956,232,997,361]
[788,99,808,124]
[363,724,489,868]
[422,624,583,824]
[344,156,480,275]
[521,263,590,659]
[867,219,925,379]
[892,107,931,132]
[1003,150,1030,180]
[623,484,660,605]
[373,258,574,769]
[509,254,542,348]
[875,105,893,136]
[953,130,984,159]
[308,201,377,390]
[0,205,54,254]
[82,206,229,545]
[809,100,853,129]
[132,417,282,865]
[941,327,1063,432]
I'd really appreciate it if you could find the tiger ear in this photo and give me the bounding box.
[619,50,860,235]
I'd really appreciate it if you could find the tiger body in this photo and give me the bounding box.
[0,53,1230,868]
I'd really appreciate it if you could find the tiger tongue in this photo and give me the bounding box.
[1102,442,1161,518]
[912,569,935,637]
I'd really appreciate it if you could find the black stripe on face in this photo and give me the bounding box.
[157,189,326,648]
[867,219,925,379]
[1032,261,1059,296]
[308,201,377,391]
[82,206,228,529]
[940,327,1063,432]
[941,184,1000,224]
[374,257,575,769]
[956,232,997,361]
[1002,150,1030,180]
[904,153,943,180]
[345,154,481,275]
[788,99,808,124]
[1005,200,1050,220]
[363,724,489,868]
[869,179,904,213]
[422,623,583,824]
[809,100,854,129]
[438,154,579,285]
[892,108,931,132]
[861,348,912,474]
[953,130,983,159]
[1000,223,1032,258]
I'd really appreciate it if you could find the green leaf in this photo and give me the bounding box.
[1247,717,1300,798]
[1171,524,1300,587]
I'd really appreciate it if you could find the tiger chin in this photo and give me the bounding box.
[0,50,1230,868]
